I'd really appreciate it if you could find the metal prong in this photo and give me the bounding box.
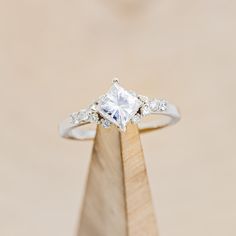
[112,78,119,84]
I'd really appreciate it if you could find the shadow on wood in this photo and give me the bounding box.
[77,124,158,236]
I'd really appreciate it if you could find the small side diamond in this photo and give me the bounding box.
[88,112,99,124]
[131,114,142,124]
[78,109,89,121]
[149,99,159,112]
[141,105,150,116]
[102,119,111,128]
[159,100,168,111]
[89,103,98,112]
[70,112,80,124]
[139,95,149,103]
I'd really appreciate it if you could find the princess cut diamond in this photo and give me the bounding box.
[97,82,142,131]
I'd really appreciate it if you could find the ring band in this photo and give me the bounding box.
[59,80,180,140]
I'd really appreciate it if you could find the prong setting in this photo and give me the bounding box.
[112,78,120,84]
[69,81,170,132]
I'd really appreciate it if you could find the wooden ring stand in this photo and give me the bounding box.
[78,124,158,236]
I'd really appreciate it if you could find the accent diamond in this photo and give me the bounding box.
[141,105,150,116]
[139,95,149,103]
[70,112,80,124]
[89,103,98,112]
[97,83,142,131]
[78,109,89,121]
[159,100,168,111]
[131,114,142,124]
[102,119,112,128]
[149,99,159,112]
[88,112,99,123]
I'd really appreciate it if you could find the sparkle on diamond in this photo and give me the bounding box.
[97,83,142,131]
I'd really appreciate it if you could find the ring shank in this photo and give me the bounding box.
[59,103,180,141]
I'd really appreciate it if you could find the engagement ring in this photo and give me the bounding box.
[59,79,180,140]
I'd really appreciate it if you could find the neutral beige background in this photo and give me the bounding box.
[0,0,236,236]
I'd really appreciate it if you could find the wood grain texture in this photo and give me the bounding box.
[121,125,158,236]
[78,124,158,236]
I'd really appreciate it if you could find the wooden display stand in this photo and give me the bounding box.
[78,124,158,236]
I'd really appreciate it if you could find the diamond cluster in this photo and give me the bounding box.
[70,82,168,131]
[70,109,99,125]
[140,98,168,117]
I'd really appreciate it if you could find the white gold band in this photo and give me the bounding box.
[59,102,180,140]
[59,80,180,140]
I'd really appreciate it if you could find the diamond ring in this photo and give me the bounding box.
[59,79,180,140]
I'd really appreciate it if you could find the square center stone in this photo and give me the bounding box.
[97,83,142,131]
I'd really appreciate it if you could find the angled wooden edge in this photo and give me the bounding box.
[121,124,158,236]
[78,124,158,236]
